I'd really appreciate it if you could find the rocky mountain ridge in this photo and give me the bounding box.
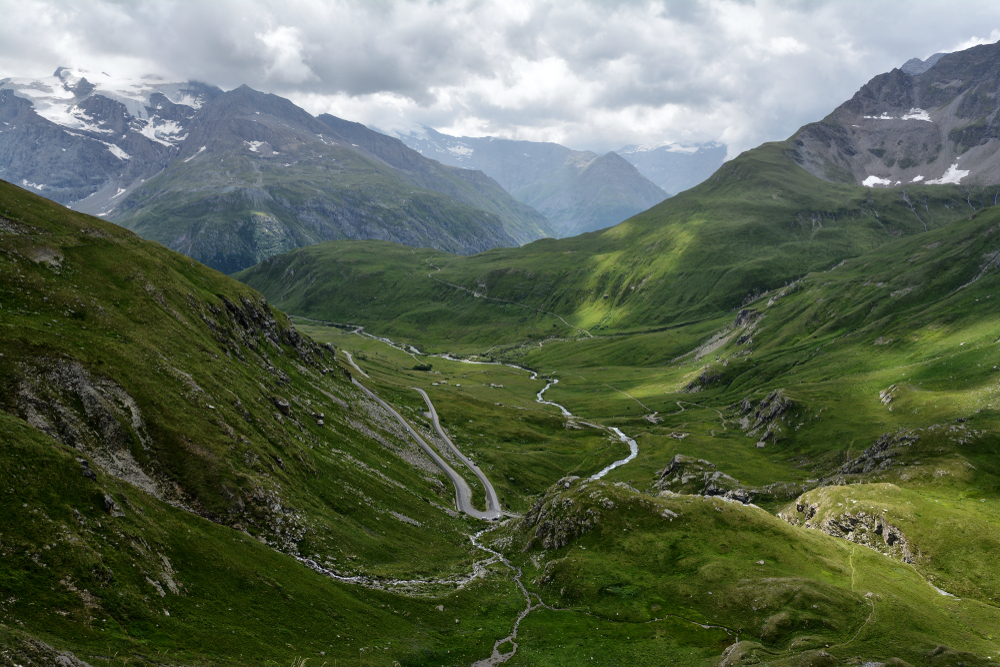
[790,40,1000,189]
[0,69,552,271]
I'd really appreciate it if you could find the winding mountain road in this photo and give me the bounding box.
[414,387,503,519]
[351,377,502,521]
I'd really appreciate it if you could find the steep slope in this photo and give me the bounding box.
[0,179,533,664]
[317,113,553,243]
[394,127,667,236]
[110,86,525,272]
[791,40,1000,188]
[616,141,728,195]
[0,68,220,206]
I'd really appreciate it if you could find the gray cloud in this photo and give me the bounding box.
[2,0,1000,154]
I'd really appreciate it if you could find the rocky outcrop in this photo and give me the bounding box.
[786,503,917,564]
[685,365,724,392]
[730,389,798,443]
[837,430,917,475]
[522,477,602,549]
[654,454,809,504]
[14,358,163,499]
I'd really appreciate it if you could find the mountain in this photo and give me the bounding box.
[0,70,553,273]
[232,42,1000,665]
[0,67,220,204]
[790,41,1000,188]
[110,85,551,272]
[315,113,553,244]
[9,41,1000,666]
[392,126,667,236]
[900,52,947,75]
[0,178,544,665]
[8,175,1000,666]
[237,141,987,348]
[511,150,668,237]
[616,141,728,195]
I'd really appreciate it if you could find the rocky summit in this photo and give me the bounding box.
[791,41,1000,189]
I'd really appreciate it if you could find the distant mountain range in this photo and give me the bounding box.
[790,41,1000,189]
[0,67,728,264]
[616,141,728,195]
[0,69,552,272]
[390,126,726,236]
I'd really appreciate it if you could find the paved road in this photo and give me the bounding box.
[351,378,501,520]
[414,387,503,519]
[342,350,370,378]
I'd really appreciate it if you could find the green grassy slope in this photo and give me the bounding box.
[0,411,523,667]
[233,140,1000,663]
[281,318,1000,666]
[483,478,1000,666]
[0,179,547,665]
[238,142,989,348]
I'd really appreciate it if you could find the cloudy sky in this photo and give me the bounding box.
[2,0,999,155]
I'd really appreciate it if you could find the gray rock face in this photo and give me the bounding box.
[900,52,947,76]
[837,430,918,475]
[0,68,220,207]
[788,41,1000,188]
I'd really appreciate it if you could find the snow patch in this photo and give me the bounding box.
[927,163,969,185]
[446,143,473,157]
[244,140,266,152]
[183,146,206,163]
[137,118,187,146]
[104,143,130,160]
[21,179,45,190]
[0,69,205,132]
[911,175,925,182]
[863,113,896,120]
[862,175,893,187]
[111,187,127,199]
[901,107,932,122]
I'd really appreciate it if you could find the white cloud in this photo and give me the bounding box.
[255,26,317,84]
[1,0,999,155]
[949,28,1000,52]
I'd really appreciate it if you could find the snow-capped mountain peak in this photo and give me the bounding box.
[0,67,220,146]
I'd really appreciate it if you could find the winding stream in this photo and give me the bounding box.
[591,428,639,480]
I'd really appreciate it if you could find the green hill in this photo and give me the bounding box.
[6,132,1000,663]
[237,141,990,349]
[0,179,541,665]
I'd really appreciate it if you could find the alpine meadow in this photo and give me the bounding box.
[3,8,1000,667]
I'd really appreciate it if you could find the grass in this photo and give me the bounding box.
[486,478,1000,665]
[230,142,1000,663]
[237,142,990,348]
[8,127,1000,664]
